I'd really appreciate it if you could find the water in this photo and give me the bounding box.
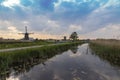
[5,44,120,80]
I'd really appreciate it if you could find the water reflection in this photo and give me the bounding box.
[91,49,120,67]
[1,44,120,80]
[0,57,48,80]
[0,44,79,80]
[70,46,78,54]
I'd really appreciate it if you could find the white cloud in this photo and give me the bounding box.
[0,20,23,39]
[93,0,120,13]
[54,0,76,7]
[102,0,120,8]
[47,20,59,28]
[8,26,19,32]
[1,0,20,8]
[0,20,12,30]
[69,24,82,31]
[83,24,120,39]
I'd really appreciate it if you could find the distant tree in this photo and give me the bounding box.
[69,32,78,41]
[35,38,38,41]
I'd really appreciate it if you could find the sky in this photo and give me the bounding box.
[0,0,120,39]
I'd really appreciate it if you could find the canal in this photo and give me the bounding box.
[5,43,120,80]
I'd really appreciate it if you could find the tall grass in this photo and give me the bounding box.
[90,39,120,67]
[0,42,82,79]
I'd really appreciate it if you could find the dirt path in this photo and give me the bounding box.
[0,44,57,52]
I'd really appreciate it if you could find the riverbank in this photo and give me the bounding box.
[0,42,83,79]
[90,40,120,67]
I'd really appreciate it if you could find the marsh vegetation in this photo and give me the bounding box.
[0,42,81,79]
[90,39,120,67]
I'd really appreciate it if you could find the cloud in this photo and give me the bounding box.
[82,3,120,33]
[0,20,12,30]
[19,0,58,14]
[1,0,20,8]
[0,0,120,39]
[8,26,19,32]
[83,24,120,39]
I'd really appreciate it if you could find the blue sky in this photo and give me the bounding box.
[0,0,120,39]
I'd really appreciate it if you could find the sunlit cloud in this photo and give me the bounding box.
[1,0,20,8]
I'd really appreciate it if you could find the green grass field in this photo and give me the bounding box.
[0,40,53,49]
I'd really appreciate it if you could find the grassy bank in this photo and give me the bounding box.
[0,42,82,79]
[0,40,53,49]
[90,40,120,67]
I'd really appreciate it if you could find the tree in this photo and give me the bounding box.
[69,32,78,41]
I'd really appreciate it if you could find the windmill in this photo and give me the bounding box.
[19,26,33,40]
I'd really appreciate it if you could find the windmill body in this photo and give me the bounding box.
[24,33,29,40]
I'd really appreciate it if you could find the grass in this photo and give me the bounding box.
[90,39,120,67]
[0,41,83,79]
[0,40,53,49]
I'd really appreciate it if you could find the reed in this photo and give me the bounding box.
[90,39,120,67]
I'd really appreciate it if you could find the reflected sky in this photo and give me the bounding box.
[6,44,120,80]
